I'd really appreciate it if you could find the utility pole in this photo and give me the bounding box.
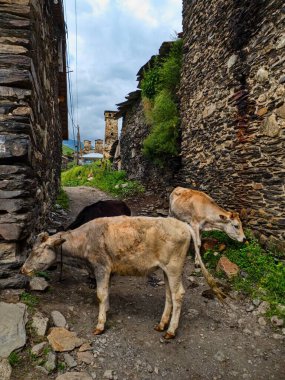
[76,124,80,165]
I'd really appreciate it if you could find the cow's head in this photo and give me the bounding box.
[21,232,66,276]
[219,212,246,243]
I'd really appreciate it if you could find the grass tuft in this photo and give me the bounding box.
[8,352,21,367]
[20,292,39,310]
[202,230,285,318]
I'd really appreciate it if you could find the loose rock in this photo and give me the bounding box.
[77,351,94,364]
[47,327,84,352]
[31,341,48,356]
[63,353,77,368]
[32,312,49,336]
[78,342,92,352]
[29,277,49,291]
[56,372,93,380]
[51,310,67,328]
[258,317,267,327]
[44,351,56,372]
[256,301,270,315]
[214,351,226,362]
[216,256,239,278]
[270,316,284,327]
[103,370,115,379]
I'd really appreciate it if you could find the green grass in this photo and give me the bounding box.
[56,188,69,210]
[8,352,21,367]
[61,161,144,198]
[141,38,182,167]
[35,271,51,281]
[20,292,39,310]
[62,144,74,156]
[202,230,285,318]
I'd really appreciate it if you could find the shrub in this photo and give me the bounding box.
[61,161,144,198]
[140,38,182,166]
[143,90,180,166]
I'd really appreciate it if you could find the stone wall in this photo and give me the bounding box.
[179,0,285,251]
[119,94,179,200]
[0,0,67,287]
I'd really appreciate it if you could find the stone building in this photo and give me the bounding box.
[94,139,103,154]
[0,0,68,288]
[179,0,285,251]
[83,140,91,153]
[117,1,285,252]
[116,42,179,197]
[103,111,118,159]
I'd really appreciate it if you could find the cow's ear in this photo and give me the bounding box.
[230,212,239,219]
[219,214,227,221]
[36,232,49,244]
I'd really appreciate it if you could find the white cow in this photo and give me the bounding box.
[22,216,194,339]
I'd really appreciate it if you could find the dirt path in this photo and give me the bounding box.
[11,187,285,380]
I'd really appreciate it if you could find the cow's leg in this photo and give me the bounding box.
[154,272,172,332]
[190,224,201,266]
[93,266,111,335]
[163,273,185,339]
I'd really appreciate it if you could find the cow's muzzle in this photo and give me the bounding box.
[20,266,34,276]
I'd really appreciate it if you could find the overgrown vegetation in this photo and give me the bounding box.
[56,187,69,210]
[62,144,74,157]
[141,38,183,166]
[20,292,39,310]
[8,352,21,367]
[61,160,144,198]
[202,230,285,318]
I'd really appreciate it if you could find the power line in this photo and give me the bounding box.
[63,0,77,150]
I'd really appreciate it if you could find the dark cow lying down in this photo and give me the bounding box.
[66,200,131,230]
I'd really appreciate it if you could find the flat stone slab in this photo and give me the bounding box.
[56,371,93,380]
[47,327,84,352]
[0,302,27,357]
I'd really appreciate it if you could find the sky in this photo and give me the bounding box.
[63,0,182,143]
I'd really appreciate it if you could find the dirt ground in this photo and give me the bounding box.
[11,187,285,380]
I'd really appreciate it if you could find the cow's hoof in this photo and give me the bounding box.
[163,331,175,340]
[93,328,104,335]
[154,324,166,332]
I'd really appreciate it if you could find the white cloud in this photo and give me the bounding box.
[85,0,110,15]
[117,0,158,27]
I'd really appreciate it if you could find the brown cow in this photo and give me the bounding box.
[169,187,246,301]
[21,216,192,339]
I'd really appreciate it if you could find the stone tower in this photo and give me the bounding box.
[94,139,103,154]
[83,140,91,153]
[104,111,118,158]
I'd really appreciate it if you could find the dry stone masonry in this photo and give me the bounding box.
[117,1,285,253]
[0,0,68,287]
[179,0,285,252]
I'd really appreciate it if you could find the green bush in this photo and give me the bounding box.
[141,61,160,99]
[140,39,182,166]
[143,92,179,165]
[202,230,285,316]
[61,161,144,198]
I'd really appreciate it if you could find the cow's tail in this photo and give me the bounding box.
[187,224,227,304]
